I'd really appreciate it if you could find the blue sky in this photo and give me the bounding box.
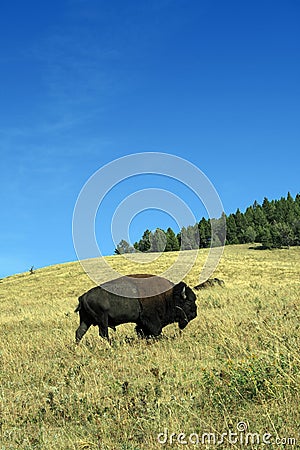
[0,0,299,278]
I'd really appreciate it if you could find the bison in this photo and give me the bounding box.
[194,277,225,290]
[75,274,197,343]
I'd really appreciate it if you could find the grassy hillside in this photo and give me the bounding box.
[1,245,299,449]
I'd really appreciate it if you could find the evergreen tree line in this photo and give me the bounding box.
[115,193,300,254]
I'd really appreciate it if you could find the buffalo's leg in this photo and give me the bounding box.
[136,317,162,338]
[75,321,91,343]
[144,324,162,337]
[75,308,93,344]
[145,315,163,337]
[135,325,145,338]
[98,311,109,340]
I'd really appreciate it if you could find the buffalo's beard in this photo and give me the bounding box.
[178,319,188,330]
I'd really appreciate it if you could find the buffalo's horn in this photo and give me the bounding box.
[181,285,186,299]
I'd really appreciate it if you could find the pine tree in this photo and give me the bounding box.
[262,197,276,223]
[258,226,272,249]
[253,205,268,229]
[179,225,199,250]
[211,213,226,247]
[165,227,180,251]
[293,219,300,246]
[187,225,200,249]
[244,206,255,226]
[115,239,135,254]
[131,192,300,252]
[136,229,152,252]
[150,228,166,252]
[226,214,238,244]
[180,226,191,250]
[271,222,293,248]
[198,218,211,248]
[234,208,248,243]
[244,225,256,243]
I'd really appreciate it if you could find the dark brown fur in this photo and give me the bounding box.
[75,274,197,343]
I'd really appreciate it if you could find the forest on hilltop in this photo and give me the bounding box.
[115,193,300,254]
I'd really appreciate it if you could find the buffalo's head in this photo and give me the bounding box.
[174,282,197,329]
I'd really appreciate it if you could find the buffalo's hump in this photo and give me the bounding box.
[100,273,174,299]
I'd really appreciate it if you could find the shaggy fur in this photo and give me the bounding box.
[75,274,197,343]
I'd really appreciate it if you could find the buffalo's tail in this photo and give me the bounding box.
[74,295,83,313]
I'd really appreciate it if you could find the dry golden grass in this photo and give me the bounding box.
[0,244,299,449]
